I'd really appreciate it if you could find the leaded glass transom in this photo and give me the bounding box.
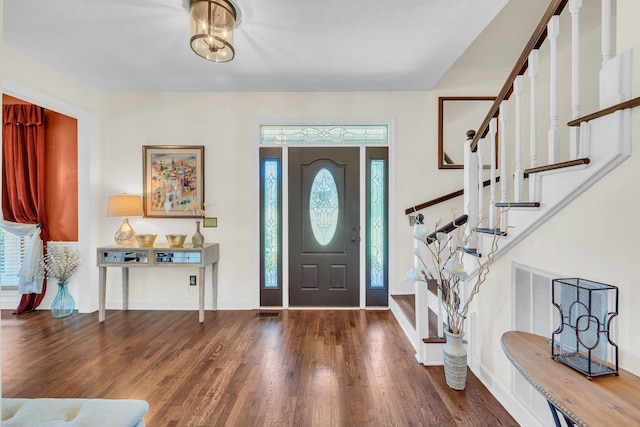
[309,168,339,246]
[261,125,388,145]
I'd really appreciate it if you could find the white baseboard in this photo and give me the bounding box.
[1,289,21,310]
[104,300,255,311]
[471,361,544,427]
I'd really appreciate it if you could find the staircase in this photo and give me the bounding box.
[392,0,637,366]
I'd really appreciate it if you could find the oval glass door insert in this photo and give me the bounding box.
[309,168,339,246]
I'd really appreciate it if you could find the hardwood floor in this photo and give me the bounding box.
[2,309,518,426]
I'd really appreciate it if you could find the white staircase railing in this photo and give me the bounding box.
[406,0,635,366]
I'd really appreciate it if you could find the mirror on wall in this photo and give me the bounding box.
[438,96,496,169]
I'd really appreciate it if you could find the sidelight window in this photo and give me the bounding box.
[262,159,280,289]
[260,147,283,307]
[369,159,385,288]
[366,147,388,306]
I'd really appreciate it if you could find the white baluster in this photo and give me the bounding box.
[528,50,539,202]
[601,0,612,67]
[548,15,560,164]
[499,101,508,231]
[413,230,429,359]
[477,136,484,228]
[514,75,524,202]
[489,118,498,230]
[463,130,479,251]
[570,0,582,159]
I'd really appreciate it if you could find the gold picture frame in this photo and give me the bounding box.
[142,145,205,218]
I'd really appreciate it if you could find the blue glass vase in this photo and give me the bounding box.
[51,282,75,318]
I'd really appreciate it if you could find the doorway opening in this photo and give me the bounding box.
[258,124,390,308]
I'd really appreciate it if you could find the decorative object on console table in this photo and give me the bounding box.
[551,278,619,378]
[41,245,82,318]
[185,202,205,247]
[406,210,504,390]
[192,221,204,247]
[107,194,143,245]
[134,233,157,247]
[142,145,205,218]
[166,234,187,248]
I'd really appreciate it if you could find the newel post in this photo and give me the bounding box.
[463,130,478,252]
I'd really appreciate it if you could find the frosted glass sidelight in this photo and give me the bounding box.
[263,160,279,288]
[370,160,385,288]
[309,168,339,246]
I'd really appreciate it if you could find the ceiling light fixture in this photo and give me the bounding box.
[185,0,241,63]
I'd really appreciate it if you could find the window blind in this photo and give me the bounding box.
[0,228,28,286]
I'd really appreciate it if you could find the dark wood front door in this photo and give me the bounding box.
[288,147,360,306]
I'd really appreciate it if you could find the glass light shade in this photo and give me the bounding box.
[189,0,236,62]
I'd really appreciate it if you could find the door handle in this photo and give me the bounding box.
[351,236,361,243]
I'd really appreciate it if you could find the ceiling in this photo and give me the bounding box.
[3,0,509,92]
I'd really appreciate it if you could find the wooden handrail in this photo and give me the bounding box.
[404,0,571,216]
[523,158,590,177]
[404,177,500,215]
[425,215,468,244]
[567,96,640,126]
[470,0,568,151]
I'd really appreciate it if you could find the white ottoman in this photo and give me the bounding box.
[2,398,149,427]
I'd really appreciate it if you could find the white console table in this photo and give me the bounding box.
[96,243,219,323]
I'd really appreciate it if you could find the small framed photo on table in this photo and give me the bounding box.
[142,145,205,218]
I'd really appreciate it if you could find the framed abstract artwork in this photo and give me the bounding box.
[142,145,205,218]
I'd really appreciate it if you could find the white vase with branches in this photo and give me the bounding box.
[406,211,503,389]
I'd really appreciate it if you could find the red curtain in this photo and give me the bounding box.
[2,104,49,313]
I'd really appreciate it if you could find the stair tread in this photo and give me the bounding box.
[494,201,540,208]
[475,227,508,236]
[423,337,447,344]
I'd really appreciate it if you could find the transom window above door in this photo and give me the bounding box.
[260,125,388,145]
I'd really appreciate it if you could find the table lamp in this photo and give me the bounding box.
[107,194,143,245]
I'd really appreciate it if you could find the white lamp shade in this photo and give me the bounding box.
[107,195,143,217]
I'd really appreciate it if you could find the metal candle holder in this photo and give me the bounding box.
[551,278,618,379]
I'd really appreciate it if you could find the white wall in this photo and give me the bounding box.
[99,91,441,309]
[1,43,456,311]
[1,47,102,314]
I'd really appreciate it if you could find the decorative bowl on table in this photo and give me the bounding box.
[135,234,157,247]
[166,234,187,248]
